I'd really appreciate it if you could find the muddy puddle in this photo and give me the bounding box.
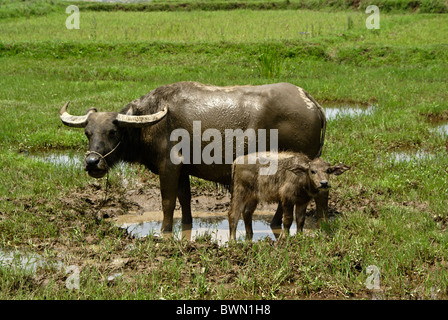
[388,150,435,163]
[31,150,83,168]
[29,150,141,187]
[324,104,374,121]
[30,148,323,245]
[432,124,448,139]
[425,110,448,140]
[111,210,319,244]
[0,247,62,273]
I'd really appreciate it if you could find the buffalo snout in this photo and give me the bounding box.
[83,153,108,178]
[85,154,100,168]
[319,180,330,189]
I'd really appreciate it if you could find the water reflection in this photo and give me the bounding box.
[324,105,374,121]
[0,248,59,273]
[29,150,139,186]
[33,152,83,167]
[116,212,301,244]
[432,124,448,138]
[389,150,435,163]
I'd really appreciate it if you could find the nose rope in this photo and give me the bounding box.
[85,140,121,168]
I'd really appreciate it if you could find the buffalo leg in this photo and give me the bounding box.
[314,190,329,228]
[177,173,192,225]
[270,202,283,227]
[159,171,180,233]
[280,203,294,239]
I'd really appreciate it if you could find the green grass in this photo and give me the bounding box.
[72,0,448,13]
[1,9,447,45]
[0,2,448,300]
[0,10,367,42]
[1,0,447,19]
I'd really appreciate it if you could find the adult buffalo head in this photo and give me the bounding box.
[59,101,167,178]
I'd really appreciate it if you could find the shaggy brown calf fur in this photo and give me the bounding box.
[229,152,349,240]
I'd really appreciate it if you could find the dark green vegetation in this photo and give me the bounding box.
[0,0,447,299]
[1,0,447,20]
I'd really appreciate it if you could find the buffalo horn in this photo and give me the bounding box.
[116,105,168,127]
[59,101,96,128]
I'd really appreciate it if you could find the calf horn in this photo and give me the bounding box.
[116,105,168,127]
[59,101,96,128]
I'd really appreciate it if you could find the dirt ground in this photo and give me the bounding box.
[6,171,434,299]
[62,178,351,223]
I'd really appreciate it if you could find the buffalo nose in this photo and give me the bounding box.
[320,180,329,188]
[85,155,100,168]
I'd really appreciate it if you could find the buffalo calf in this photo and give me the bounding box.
[228,152,349,240]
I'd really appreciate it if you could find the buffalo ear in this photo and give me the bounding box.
[327,164,350,176]
[287,163,308,176]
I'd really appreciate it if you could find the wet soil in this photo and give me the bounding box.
[3,174,436,299]
[423,110,448,124]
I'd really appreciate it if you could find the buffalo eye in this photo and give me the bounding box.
[310,170,316,174]
[85,130,92,138]
[109,129,118,137]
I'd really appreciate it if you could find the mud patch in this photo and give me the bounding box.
[423,110,448,124]
[62,176,349,244]
[60,182,142,220]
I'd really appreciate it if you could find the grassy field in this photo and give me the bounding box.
[0,0,447,300]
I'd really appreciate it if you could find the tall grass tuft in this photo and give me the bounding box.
[256,47,284,79]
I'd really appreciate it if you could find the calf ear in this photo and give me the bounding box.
[327,164,350,176]
[287,164,308,176]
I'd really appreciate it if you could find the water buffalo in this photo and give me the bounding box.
[229,152,350,240]
[59,81,326,232]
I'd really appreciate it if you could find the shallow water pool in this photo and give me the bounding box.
[112,211,309,244]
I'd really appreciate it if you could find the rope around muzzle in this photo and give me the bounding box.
[85,140,121,169]
[85,140,121,219]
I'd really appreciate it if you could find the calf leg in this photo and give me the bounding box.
[228,196,258,241]
[228,195,244,241]
[280,204,294,240]
[270,202,283,227]
[295,202,308,232]
[242,198,258,241]
[314,190,329,228]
